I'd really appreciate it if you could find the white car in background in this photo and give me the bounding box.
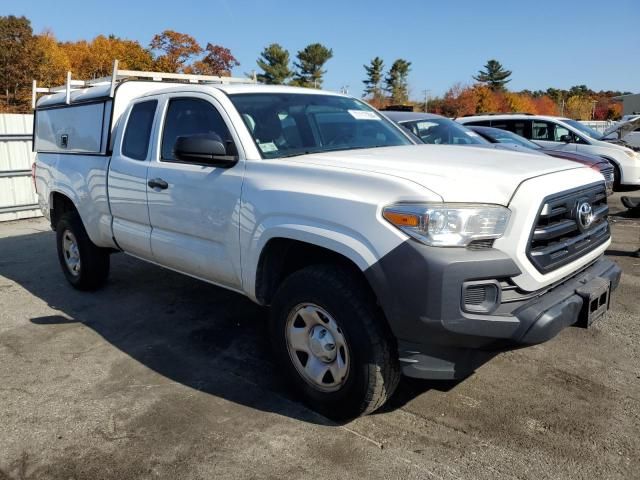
[602,117,640,149]
[457,114,640,188]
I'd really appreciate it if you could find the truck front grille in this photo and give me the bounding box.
[527,183,609,274]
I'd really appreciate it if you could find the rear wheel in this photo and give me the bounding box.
[270,264,400,419]
[56,212,110,290]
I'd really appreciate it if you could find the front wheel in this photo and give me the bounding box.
[270,265,400,419]
[56,212,110,291]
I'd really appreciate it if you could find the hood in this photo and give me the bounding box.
[540,148,604,167]
[287,145,582,205]
[602,117,640,139]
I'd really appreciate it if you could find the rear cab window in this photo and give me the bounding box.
[122,100,158,160]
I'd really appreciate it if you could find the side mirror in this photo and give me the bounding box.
[173,135,238,167]
[559,134,573,143]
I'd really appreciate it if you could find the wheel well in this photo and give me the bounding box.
[255,238,373,306]
[50,192,77,230]
[600,156,620,177]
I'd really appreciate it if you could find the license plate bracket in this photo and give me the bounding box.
[575,277,610,328]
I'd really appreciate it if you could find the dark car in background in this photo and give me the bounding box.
[383,111,488,145]
[468,125,614,195]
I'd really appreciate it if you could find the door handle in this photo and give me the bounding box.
[148,178,169,190]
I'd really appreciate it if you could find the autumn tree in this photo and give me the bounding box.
[32,31,70,87]
[504,92,536,113]
[291,43,333,88]
[473,59,512,91]
[533,96,559,116]
[473,84,500,113]
[189,43,239,76]
[150,30,202,73]
[61,35,153,79]
[362,57,385,105]
[440,83,477,117]
[565,95,593,119]
[256,43,292,84]
[385,59,411,104]
[0,15,36,111]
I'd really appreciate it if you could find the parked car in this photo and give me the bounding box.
[468,125,614,195]
[601,117,640,150]
[383,111,488,145]
[33,66,621,419]
[620,114,640,123]
[457,114,640,189]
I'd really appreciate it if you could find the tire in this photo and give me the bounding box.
[270,264,400,419]
[56,211,110,291]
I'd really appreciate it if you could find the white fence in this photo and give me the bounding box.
[0,114,41,222]
[579,120,617,134]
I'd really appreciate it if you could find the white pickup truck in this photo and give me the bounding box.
[33,67,621,419]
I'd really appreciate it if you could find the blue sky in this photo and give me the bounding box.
[3,0,639,98]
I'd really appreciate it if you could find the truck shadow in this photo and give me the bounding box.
[0,229,461,425]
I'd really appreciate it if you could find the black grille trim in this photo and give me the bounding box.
[527,182,610,274]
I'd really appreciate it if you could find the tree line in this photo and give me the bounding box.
[0,15,629,119]
[361,58,626,120]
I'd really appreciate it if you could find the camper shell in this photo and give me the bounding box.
[32,61,257,156]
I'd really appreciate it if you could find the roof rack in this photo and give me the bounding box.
[32,59,258,108]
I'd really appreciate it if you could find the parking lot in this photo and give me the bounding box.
[0,194,638,480]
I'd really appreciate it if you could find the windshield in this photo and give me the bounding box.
[401,118,487,145]
[228,93,413,158]
[484,128,541,149]
[562,119,603,140]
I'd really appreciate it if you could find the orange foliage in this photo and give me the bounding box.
[473,84,500,113]
[504,92,536,113]
[532,96,559,115]
[150,30,202,73]
[61,35,153,79]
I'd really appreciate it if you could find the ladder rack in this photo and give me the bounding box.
[32,59,258,108]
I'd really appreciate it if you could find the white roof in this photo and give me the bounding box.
[36,82,348,108]
[459,114,572,122]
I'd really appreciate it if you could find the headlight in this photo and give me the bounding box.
[382,203,511,247]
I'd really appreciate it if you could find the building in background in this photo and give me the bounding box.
[613,93,640,116]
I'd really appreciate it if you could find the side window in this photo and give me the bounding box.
[532,121,554,141]
[491,119,532,138]
[161,98,233,162]
[122,100,157,160]
[464,120,490,126]
[552,123,571,141]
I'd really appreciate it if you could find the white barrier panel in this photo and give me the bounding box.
[0,114,41,222]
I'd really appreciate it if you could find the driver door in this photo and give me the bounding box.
[146,93,244,289]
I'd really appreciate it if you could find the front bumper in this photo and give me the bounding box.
[365,242,621,380]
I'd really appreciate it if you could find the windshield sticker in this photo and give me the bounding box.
[348,110,380,121]
[258,141,278,153]
[465,131,480,137]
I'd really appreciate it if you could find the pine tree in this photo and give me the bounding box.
[291,43,333,88]
[385,59,411,104]
[256,43,292,84]
[473,59,512,91]
[362,57,384,102]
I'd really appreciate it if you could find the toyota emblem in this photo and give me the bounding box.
[577,202,594,230]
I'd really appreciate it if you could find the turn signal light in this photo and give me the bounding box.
[383,210,420,227]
